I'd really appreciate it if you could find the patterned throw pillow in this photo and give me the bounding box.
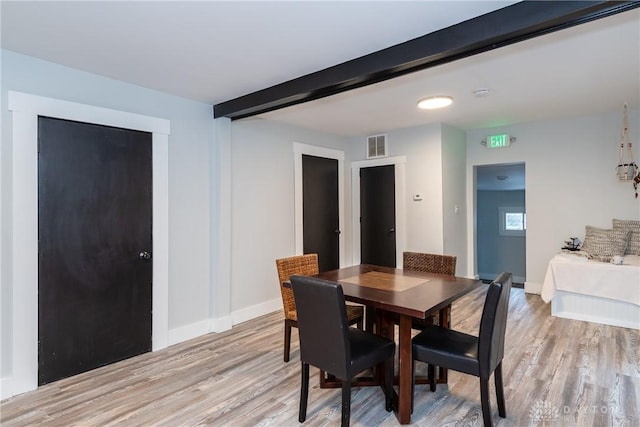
[612,218,640,255]
[580,225,630,262]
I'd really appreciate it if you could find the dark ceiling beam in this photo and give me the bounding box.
[213,1,640,120]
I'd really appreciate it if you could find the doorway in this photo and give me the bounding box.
[302,154,339,272]
[360,165,396,267]
[38,117,153,384]
[351,156,406,266]
[293,143,345,269]
[475,163,526,285]
[8,91,169,398]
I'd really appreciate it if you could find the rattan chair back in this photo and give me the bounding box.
[403,251,456,276]
[276,254,319,322]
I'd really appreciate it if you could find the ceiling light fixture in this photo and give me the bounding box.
[417,95,453,110]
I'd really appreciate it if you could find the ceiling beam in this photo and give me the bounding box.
[213,1,640,120]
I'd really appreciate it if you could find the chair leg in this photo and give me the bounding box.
[480,377,493,427]
[494,362,506,418]
[299,362,309,422]
[385,356,393,412]
[428,364,436,392]
[341,380,351,427]
[284,320,292,362]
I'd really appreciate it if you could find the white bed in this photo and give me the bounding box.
[541,253,640,329]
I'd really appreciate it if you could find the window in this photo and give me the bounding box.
[498,207,526,236]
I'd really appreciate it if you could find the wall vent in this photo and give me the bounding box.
[366,134,387,159]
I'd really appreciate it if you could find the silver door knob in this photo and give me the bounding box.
[389,228,395,233]
[139,251,152,260]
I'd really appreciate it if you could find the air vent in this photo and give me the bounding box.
[366,134,387,159]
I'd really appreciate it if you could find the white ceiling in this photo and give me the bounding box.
[2,1,638,192]
[2,2,637,138]
[1,0,518,106]
[258,8,640,135]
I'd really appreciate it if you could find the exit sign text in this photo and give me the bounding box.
[487,134,511,149]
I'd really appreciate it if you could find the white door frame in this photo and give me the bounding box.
[293,142,345,267]
[6,91,170,398]
[351,156,406,267]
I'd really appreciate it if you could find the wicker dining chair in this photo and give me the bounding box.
[403,251,457,328]
[402,251,457,383]
[276,254,364,362]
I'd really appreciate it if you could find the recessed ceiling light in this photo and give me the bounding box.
[417,96,453,110]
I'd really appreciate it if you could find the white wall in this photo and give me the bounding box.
[467,110,640,293]
[348,123,470,274]
[441,124,468,275]
[1,50,213,386]
[349,124,446,256]
[228,118,349,321]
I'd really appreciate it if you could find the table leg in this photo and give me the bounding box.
[439,307,449,383]
[397,315,412,424]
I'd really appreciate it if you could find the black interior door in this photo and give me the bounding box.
[302,154,339,272]
[38,116,153,385]
[360,165,396,267]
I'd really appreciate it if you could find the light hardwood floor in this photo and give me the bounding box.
[2,287,639,426]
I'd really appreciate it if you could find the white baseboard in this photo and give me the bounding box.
[231,298,282,326]
[210,316,233,333]
[164,298,282,346]
[167,319,211,347]
[479,272,526,284]
[524,281,542,294]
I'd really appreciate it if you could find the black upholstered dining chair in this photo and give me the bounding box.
[290,275,395,427]
[412,272,513,427]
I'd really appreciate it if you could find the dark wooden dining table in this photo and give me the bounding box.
[315,263,482,425]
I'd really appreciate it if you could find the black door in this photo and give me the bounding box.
[38,116,153,385]
[360,165,396,267]
[302,154,339,272]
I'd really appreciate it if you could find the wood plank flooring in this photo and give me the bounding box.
[2,287,639,426]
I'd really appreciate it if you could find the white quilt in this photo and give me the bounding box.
[541,253,640,306]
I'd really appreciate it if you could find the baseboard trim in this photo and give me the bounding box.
[167,299,282,346]
[210,316,233,333]
[167,319,211,347]
[479,272,525,285]
[231,298,282,326]
[524,281,542,294]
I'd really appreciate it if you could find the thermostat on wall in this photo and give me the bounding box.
[413,193,423,201]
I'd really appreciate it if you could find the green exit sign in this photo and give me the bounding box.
[487,134,511,148]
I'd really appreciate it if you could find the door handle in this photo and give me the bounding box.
[139,251,152,261]
[389,228,395,233]
[335,229,341,235]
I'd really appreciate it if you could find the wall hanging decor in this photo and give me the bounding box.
[616,103,640,197]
